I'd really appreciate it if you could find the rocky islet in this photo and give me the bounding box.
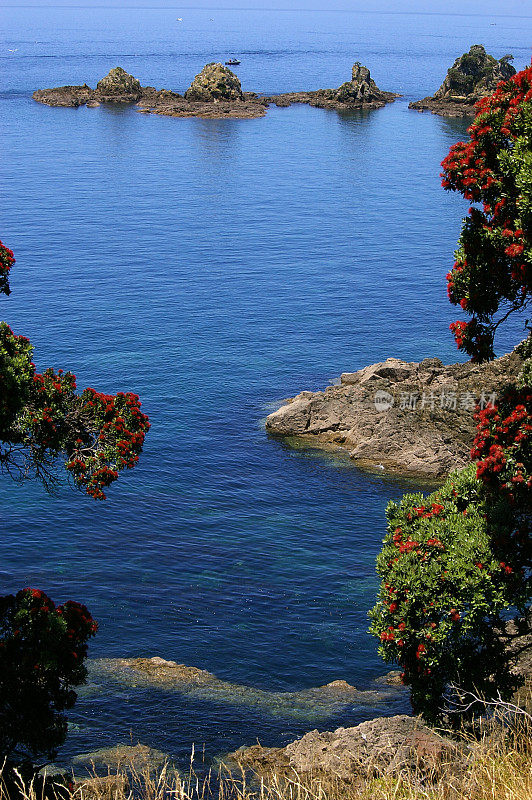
[410,44,516,116]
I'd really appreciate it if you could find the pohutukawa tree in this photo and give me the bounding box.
[0,240,150,499]
[0,239,149,784]
[442,64,532,362]
[370,64,532,722]
[0,589,98,766]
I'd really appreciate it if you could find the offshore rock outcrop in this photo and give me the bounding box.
[140,63,269,118]
[265,346,525,479]
[226,715,462,780]
[267,62,398,110]
[33,67,142,108]
[91,657,395,722]
[410,45,516,116]
[33,62,397,118]
[33,68,144,107]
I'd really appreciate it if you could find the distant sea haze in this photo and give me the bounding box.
[1,3,530,768]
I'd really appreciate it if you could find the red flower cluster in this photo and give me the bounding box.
[472,387,532,503]
[65,388,150,499]
[0,240,15,296]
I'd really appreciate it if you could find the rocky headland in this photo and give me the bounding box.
[409,44,516,116]
[265,345,525,479]
[266,63,398,110]
[33,62,398,119]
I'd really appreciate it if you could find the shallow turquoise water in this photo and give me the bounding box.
[0,3,531,767]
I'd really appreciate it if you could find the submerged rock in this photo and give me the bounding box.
[95,67,143,102]
[410,45,516,116]
[91,657,392,722]
[73,742,171,770]
[265,344,525,479]
[184,63,244,102]
[226,715,462,779]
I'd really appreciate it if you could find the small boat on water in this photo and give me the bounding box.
[225,59,241,66]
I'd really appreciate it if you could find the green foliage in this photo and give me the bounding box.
[446,68,474,95]
[369,465,529,722]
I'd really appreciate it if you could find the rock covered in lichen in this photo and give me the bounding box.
[334,62,393,104]
[184,63,244,103]
[95,67,143,101]
[410,45,516,116]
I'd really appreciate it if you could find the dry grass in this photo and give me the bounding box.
[2,720,532,800]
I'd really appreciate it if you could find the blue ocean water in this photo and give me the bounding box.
[1,3,531,768]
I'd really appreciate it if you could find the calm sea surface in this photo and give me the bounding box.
[1,3,531,768]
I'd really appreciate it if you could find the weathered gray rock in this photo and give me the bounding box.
[228,715,462,779]
[184,63,244,102]
[265,346,525,478]
[95,67,143,102]
[410,45,516,116]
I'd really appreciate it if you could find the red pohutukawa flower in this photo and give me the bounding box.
[65,388,150,499]
[441,62,532,361]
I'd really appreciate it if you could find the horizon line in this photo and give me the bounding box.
[3,5,532,19]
